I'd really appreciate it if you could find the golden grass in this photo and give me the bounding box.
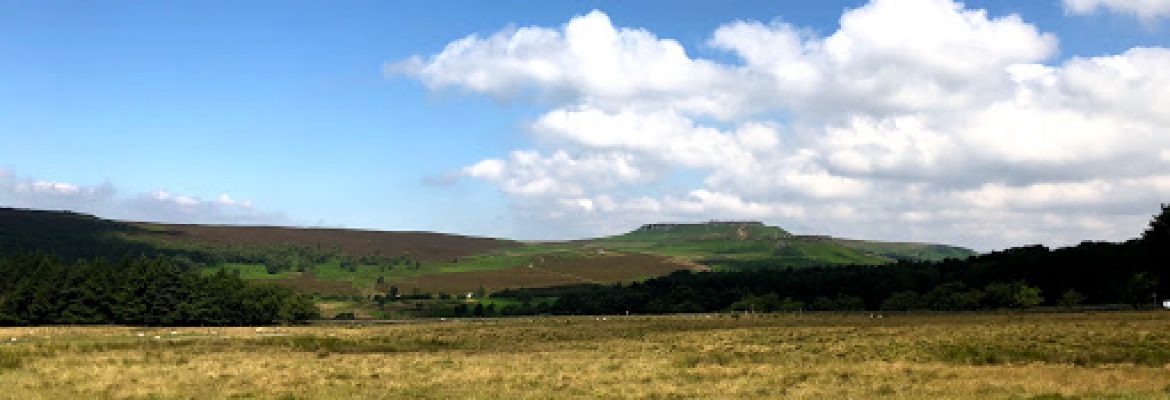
[2,312,1169,399]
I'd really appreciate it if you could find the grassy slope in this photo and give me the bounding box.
[590,223,792,259]
[832,238,976,262]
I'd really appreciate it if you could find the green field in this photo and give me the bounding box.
[200,253,536,293]
[2,312,1169,399]
[199,263,298,280]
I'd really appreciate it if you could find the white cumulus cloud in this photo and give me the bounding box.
[390,10,743,119]
[460,150,651,197]
[1064,0,1170,19]
[393,0,1170,250]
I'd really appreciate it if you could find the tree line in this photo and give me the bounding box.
[0,255,319,326]
[496,204,1170,315]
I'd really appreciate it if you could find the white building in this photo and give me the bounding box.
[1163,300,1170,309]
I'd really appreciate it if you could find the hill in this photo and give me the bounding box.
[0,207,517,262]
[0,208,696,309]
[0,208,975,318]
[504,205,1170,315]
[133,222,513,262]
[585,221,975,269]
[0,207,159,261]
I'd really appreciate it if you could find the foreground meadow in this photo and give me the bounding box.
[2,312,1169,399]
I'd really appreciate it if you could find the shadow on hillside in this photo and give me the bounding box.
[0,207,162,261]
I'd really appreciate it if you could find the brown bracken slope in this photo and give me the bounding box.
[390,252,704,294]
[133,223,518,261]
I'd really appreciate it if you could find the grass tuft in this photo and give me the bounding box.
[934,339,1170,367]
[0,350,22,370]
[1026,394,1077,400]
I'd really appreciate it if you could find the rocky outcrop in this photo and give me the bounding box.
[637,221,763,232]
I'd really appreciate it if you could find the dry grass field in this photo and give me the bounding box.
[2,312,1169,399]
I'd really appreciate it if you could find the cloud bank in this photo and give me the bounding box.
[0,168,286,226]
[393,0,1170,250]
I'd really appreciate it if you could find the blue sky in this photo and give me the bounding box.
[2,0,1169,250]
